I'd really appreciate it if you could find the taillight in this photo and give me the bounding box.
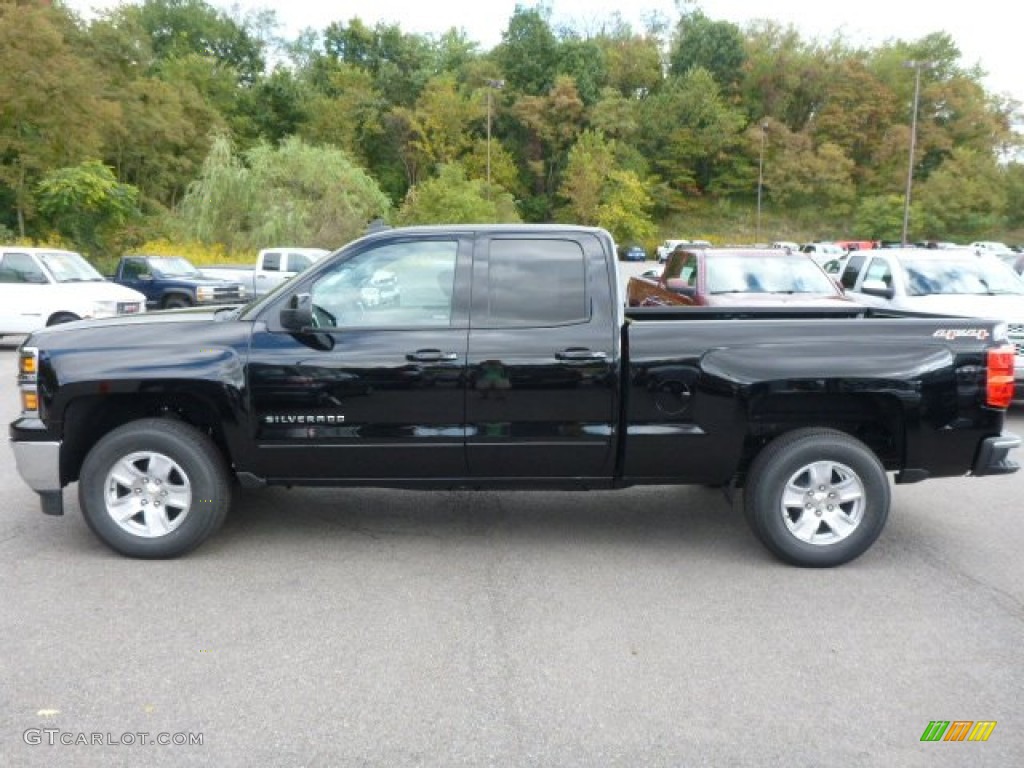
[986,345,1015,408]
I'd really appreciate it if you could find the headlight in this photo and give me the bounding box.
[196,286,215,301]
[90,301,119,318]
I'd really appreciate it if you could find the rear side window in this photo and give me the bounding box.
[262,252,281,271]
[841,254,865,290]
[480,239,587,327]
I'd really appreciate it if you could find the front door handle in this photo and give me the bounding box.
[555,348,608,361]
[406,349,459,362]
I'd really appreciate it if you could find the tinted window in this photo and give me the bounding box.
[288,253,313,272]
[481,239,586,327]
[841,254,866,290]
[262,252,281,271]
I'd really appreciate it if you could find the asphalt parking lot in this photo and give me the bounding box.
[1,335,1022,767]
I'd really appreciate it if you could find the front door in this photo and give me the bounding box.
[247,235,471,481]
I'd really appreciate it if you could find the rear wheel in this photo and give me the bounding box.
[744,428,890,567]
[78,419,231,558]
[47,312,80,326]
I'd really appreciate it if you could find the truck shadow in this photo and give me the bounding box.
[218,484,762,562]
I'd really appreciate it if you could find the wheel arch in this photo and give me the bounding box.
[60,391,236,486]
[735,391,905,487]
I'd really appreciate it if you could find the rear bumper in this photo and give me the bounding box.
[972,432,1021,476]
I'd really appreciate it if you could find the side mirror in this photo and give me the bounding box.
[280,292,313,331]
[860,279,894,300]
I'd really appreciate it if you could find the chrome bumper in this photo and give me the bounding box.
[11,440,62,492]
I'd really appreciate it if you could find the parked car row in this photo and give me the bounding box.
[1,244,329,338]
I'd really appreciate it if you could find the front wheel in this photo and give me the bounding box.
[78,419,231,558]
[162,295,191,309]
[744,428,890,567]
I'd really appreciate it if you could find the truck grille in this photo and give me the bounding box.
[116,302,143,315]
[203,287,245,303]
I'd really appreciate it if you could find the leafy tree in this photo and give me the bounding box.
[0,3,120,235]
[669,10,747,93]
[598,27,663,98]
[396,163,520,225]
[558,130,616,223]
[556,36,607,105]
[915,147,1007,239]
[512,75,586,214]
[390,74,481,186]
[36,161,140,255]
[497,5,559,95]
[117,0,266,85]
[638,69,747,198]
[323,18,434,106]
[852,194,909,241]
[176,135,390,250]
[596,170,656,246]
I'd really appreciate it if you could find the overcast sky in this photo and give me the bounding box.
[65,0,1022,106]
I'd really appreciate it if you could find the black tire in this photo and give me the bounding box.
[743,428,890,567]
[47,312,80,326]
[78,419,231,558]
[162,295,191,309]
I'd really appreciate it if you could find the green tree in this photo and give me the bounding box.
[396,163,520,225]
[852,195,908,241]
[596,170,656,246]
[915,147,1007,239]
[638,69,747,199]
[390,74,481,186]
[558,130,616,224]
[0,3,120,235]
[118,0,266,85]
[497,5,558,95]
[36,161,140,255]
[669,10,747,93]
[176,135,390,250]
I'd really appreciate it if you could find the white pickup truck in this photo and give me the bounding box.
[0,246,146,337]
[202,247,329,298]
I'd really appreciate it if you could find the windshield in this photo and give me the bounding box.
[901,256,1024,296]
[38,251,106,282]
[150,257,202,278]
[707,255,838,294]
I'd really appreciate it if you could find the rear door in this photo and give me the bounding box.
[465,232,618,479]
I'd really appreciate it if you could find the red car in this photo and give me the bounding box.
[627,247,854,308]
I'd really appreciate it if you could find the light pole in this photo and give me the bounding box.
[485,79,505,194]
[756,122,768,243]
[902,61,932,246]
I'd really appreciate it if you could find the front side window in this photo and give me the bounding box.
[310,240,457,328]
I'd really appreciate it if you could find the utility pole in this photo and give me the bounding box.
[902,61,932,246]
[485,79,505,197]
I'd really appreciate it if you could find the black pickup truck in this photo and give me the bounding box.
[10,225,1020,566]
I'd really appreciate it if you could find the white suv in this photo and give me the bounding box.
[0,247,146,336]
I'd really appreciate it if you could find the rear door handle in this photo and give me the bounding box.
[406,349,459,362]
[555,348,608,361]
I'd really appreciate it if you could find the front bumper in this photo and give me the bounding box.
[10,439,64,515]
[972,432,1021,476]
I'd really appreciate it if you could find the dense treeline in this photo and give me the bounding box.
[2,0,1023,260]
